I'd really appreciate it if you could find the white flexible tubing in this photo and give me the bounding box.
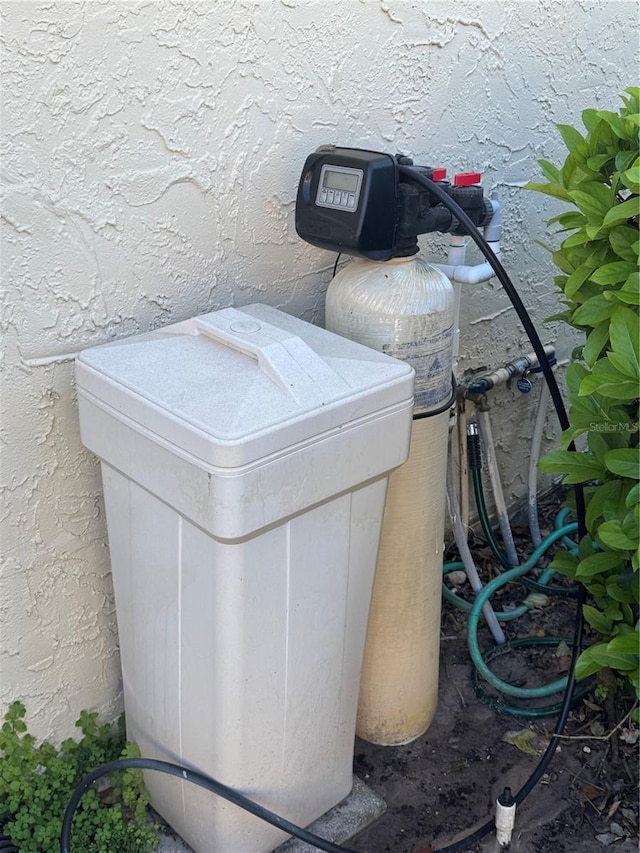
[446,452,506,644]
[528,378,551,548]
[476,407,519,567]
[457,400,472,531]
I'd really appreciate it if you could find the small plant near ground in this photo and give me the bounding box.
[0,702,159,853]
[527,87,639,705]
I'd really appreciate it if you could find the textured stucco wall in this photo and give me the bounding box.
[1,0,636,741]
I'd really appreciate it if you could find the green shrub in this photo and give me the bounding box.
[0,702,159,853]
[528,87,639,699]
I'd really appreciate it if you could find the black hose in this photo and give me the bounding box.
[396,168,588,853]
[398,167,586,536]
[432,585,586,853]
[413,373,458,419]
[59,757,359,853]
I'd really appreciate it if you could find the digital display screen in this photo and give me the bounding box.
[323,170,359,192]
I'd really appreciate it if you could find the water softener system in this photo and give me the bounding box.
[296,146,499,746]
[61,146,587,853]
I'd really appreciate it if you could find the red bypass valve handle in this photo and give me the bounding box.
[454,171,482,186]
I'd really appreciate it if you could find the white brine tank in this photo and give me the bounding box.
[326,255,456,745]
[75,304,415,852]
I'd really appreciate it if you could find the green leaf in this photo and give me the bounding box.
[582,109,600,133]
[602,196,640,228]
[571,181,615,213]
[583,322,610,366]
[564,261,597,297]
[525,181,572,203]
[503,729,542,756]
[607,351,639,379]
[549,550,579,577]
[588,427,625,464]
[609,305,640,373]
[538,450,607,483]
[588,644,638,671]
[598,519,638,551]
[622,165,640,194]
[561,229,590,249]
[537,159,561,183]
[591,261,637,285]
[612,272,640,305]
[562,396,632,447]
[571,294,616,326]
[582,604,614,634]
[615,149,639,172]
[587,153,614,172]
[603,599,623,621]
[576,551,626,578]
[604,449,640,480]
[604,273,640,307]
[561,153,579,189]
[565,360,588,393]
[608,225,639,262]
[551,249,577,275]
[575,645,605,679]
[557,123,585,154]
[579,359,640,399]
[607,632,640,656]
[548,211,587,230]
[585,222,605,240]
[606,576,637,604]
[586,480,624,528]
[594,110,629,139]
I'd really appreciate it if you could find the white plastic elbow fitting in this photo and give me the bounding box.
[495,787,516,848]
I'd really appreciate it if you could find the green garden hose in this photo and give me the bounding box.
[443,562,526,621]
[442,516,587,716]
[469,637,592,719]
[466,524,579,699]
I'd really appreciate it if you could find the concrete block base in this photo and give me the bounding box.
[274,776,386,852]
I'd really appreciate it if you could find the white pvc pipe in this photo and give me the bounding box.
[528,379,551,548]
[446,453,505,644]
[431,258,497,285]
[476,408,519,568]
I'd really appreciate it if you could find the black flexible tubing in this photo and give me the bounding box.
[471,469,513,571]
[59,757,359,853]
[413,373,458,419]
[398,167,586,532]
[396,169,588,853]
[398,170,570,428]
[432,585,586,853]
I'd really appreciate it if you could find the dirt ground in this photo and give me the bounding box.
[349,521,639,853]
